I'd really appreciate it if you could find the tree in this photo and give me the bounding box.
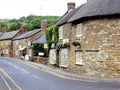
[0,15,60,32]
[45,26,59,52]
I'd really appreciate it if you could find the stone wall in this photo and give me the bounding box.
[68,18,120,77]
[0,40,12,57]
[13,30,42,59]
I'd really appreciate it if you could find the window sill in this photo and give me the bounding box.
[75,63,84,66]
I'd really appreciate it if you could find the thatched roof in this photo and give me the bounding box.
[55,5,82,26]
[69,0,120,22]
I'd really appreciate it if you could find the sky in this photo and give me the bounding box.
[0,0,87,19]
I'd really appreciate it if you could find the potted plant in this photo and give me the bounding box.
[72,41,81,49]
[63,43,70,48]
[72,41,80,46]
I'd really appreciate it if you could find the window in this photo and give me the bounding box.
[59,26,63,39]
[16,40,18,45]
[76,23,83,41]
[76,52,83,65]
[23,39,26,45]
[49,49,56,65]
[4,49,9,54]
[63,39,69,44]
[1,41,3,45]
[59,49,68,67]
[6,41,8,45]
[16,50,18,55]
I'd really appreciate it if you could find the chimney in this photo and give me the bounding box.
[20,25,28,32]
[4,25,7,33]
[41,20,47,31]
[67,2,75,11]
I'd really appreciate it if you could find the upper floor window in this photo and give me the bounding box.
[6,41,8,45]
[59,26,63,39]
[16,40,18,45]
[1,41,3,45]
[76,23,83,41]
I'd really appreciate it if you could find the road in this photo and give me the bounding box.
[0,57,120,90]
[0,72,10,90]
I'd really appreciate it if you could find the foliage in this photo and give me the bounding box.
[45,26,59,51]
[0,15,60,32]
[32,43,48,57]
[32,43,44,56]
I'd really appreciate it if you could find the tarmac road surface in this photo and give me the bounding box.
[0,57,120,90]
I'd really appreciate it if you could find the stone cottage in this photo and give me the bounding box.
[13,20,47,60]
[13,29,42,60]
[0,26,27,57]
[52,0,120,77]
[49,2,78,66]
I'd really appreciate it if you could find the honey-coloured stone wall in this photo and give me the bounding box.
[68,18,120,77]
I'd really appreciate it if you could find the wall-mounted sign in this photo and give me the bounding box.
[38,52,44,56]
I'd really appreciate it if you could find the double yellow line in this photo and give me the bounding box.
[0,67,22,90]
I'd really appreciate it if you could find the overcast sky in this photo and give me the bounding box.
[0,0,87,19]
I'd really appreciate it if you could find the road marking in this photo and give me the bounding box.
[33,75,42,80]
[7,62,12,65]
[13,65,20,69]
[0,73,11,90]
[0,67,23,90]
[23,62,39,70]
[20,68,29,74]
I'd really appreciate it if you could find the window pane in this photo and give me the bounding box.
[59,49,68,67]
[59,26,63,39]
[49,49,56,65]
[76,52,83,65]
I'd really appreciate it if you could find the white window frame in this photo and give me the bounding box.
[23,39,26,45]
[49,49,56,65]
[76,52,83,65]
[76,23,83,41]
[59,49,68,67]
[59,26,63,39]
[6,41,9,45]
[6,49,9,54]
[16,50,19,56]
[1,41,3,45]
[16,40,18,45]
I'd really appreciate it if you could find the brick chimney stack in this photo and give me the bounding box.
[20,25,28,32]
[67,2,75,11]
[4,25,7,33]
[41,20,47,31]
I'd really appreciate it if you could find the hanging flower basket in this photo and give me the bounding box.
[72,41,80,46]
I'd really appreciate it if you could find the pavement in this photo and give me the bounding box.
[1,57,120,83]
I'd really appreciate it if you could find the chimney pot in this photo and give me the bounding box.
[67,2,75,11]
[20,25,27,33]
[41,20,47,31]
[4,25,7,33]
